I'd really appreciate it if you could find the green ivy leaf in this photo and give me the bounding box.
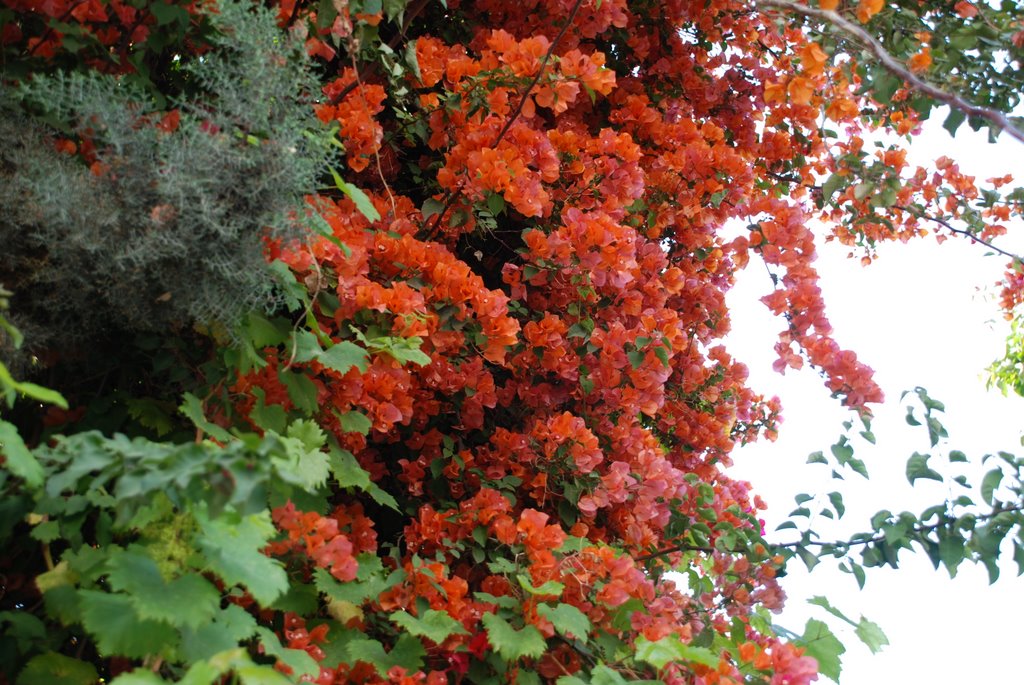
[344,635,425,676]
[106,549,220,628]
[905,452,943,485]
[0,420,43,488]
[107,672,168,685]
[319,341,370,375]
[797,619,845,682]
[481,613,547,662]
[179,394,233,443]
[389,609,468,644]
[16,652,98,685]
[537,603,591,639]
[634,635,718,670]
[79,591,178,659]
[255,627,320,679]
[194,510,288,606]
[854,616,889,654]
[338,411,373,435]
[329,448,399,510]
[180,604,258,663]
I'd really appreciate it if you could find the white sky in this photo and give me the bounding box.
[724,115,1024,683]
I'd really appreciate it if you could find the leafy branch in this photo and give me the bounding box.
[758,0,1024,144]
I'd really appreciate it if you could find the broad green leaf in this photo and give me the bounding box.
[905,452,942,485]
[319,341,370,375]
[821,173,843,204]
[180,604,258,663]
[344,635,425,676]
[938,534,965,577]
[338,411,373,435]
[481,613,547,661]
[180,394,233,443]
[11,381,68,409]
[332,170,381,222]
[108,672,168,684]
[827,491,845,518]
[279,370,319,415]
[390,609,468,644]
[854,617,889,654]
[315,554,396,604]
[517,573,565,596]
[329,448,399,510]
[981,468,1003,505]
[634,635,718,669]
[16,652,98,685]
[0,420,43,488]
[537,603,591,639]
[106,549,220,628]
[256,627,320,679]
[195,510,288,605]
[808,596,856,627]
[291,330,323,364]
[79,591,178,659]
[245,313,290,348]
[797,619,845,682]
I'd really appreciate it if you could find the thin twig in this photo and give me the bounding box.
[895,204,1024,265]
[758,0,1024,145]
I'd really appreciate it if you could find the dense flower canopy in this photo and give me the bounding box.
[2,0,1023,684]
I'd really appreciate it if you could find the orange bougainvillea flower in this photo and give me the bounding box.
[799,42,829,76]
[819,0,840,9]
[907,46,932,73]
[857,0,884,22]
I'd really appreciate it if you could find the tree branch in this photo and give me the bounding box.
[895,204,1024,265]
[758,0,1024,145]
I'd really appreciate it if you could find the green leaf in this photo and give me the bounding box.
[481,613,547,662]
[943,108,967,136]
[12,381,68,409]
[256,627,320,679]
[344,635,425,676]
[981,468,1003,505]
[634,635,718,670]
[106,549,220,628]
[195,510,288,606]
[517,573,564,596]
[808,596,856,627]
[821,174,843,204]
[180,604,258,663]
[16,652,98,685]
[939,534,965,577]
[79,591,178,659]
[854,617,889,654]
[332,170,381,222]
[330,448,399,510]
[797,619,845,682]
[108,672,168,685]
[827,491,845,518]
[390,609,468,644]
[180,394,233,443]
[338,411,373,435]
[279,370,319,415]
[906,452,943,485]
[0,420,43,488]
[537,603,591,639]
[319,341,370,375]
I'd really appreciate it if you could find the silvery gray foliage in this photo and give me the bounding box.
[0,0,336,366]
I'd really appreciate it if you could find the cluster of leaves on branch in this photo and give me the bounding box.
[2,0,1024,684]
